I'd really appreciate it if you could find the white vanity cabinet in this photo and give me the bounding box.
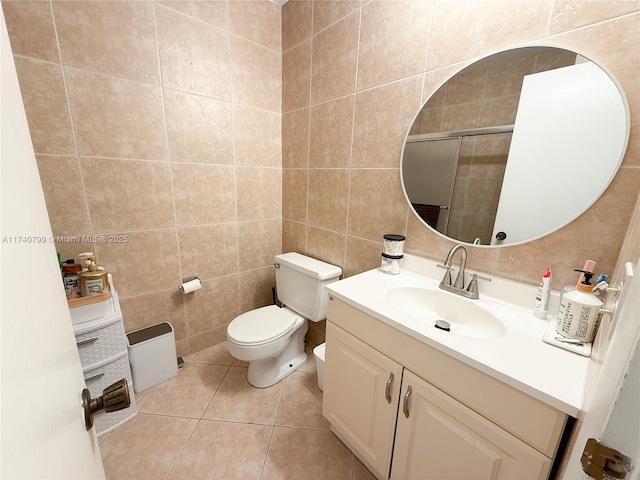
[323,297,567,480]
[323,321,402,476]
[392,369,549,479]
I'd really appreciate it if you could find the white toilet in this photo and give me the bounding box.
[226,252,342,388]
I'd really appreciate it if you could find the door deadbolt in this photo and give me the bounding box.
[82,378,131,431]
[582,437,632,479]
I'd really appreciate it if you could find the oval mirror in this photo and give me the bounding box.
[401,46,629,247]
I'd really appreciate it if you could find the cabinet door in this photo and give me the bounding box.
[391,370,551,480]
[323,322,403,479]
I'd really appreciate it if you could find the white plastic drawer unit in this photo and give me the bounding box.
[83,354,136,435]
[75,317,127,368]
[71,290,137,436]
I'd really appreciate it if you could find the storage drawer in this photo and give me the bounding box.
[83,353,136,436]
[75,318,127,368]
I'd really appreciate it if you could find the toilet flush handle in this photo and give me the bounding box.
[273,263,280,269]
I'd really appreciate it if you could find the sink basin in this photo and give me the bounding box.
[385,286,506,339]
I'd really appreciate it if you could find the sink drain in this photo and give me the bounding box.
[434,320,451,332]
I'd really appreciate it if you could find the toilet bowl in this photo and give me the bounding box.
[227,305,308,388]
[226,253,342,388]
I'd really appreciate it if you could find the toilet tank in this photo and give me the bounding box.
[274,252,342,322]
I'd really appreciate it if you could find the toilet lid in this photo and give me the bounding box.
[227,305,299,346]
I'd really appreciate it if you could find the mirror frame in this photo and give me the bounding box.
[400,44,631,248]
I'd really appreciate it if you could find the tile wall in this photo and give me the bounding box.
[281,0,640,298]
[3,0,283,356]
[3,0,639,356]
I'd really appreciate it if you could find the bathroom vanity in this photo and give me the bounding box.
[322,255,588,480]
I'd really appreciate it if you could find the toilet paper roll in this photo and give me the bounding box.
[180,278,201,294]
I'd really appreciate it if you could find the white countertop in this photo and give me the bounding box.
[324,254,589,417]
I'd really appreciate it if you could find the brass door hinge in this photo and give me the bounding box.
[582,438,633,479]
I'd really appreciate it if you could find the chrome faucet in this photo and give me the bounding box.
[439,245,489,299]
[442,245,467,289]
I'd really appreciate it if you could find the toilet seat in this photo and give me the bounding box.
[227,305,300,346]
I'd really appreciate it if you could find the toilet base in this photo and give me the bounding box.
[246,320,308,388]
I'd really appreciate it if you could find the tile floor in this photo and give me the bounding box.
[98,342,377,480]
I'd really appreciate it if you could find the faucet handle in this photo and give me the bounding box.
[442,266,453,286]
[466,273,491,295]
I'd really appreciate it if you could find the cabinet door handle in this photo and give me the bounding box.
[403,385,412,418]
[76,337,98,346]
[385,372,394,403]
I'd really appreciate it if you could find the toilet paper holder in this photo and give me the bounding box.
[179,275,201,293]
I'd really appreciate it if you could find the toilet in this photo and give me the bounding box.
[226,252,342,388]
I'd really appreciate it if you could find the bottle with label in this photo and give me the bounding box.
[78,252,110,297]
[555,268,603,343]
[61,261,82,299]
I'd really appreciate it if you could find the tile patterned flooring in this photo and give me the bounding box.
[99,342,377,480]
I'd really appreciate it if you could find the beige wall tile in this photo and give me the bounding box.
[3,0,59,62]
[237,219,282,271]
[164,89,233,164]
[65,68,167,159]
[187,324,229,355]
[282,220,307,255]
[236,167,281,221]
[283,0,312,51]
[94,229,180,298]
[156,5,231,100]
[347,169,408,242]
[230,36,281,112]
[549,0,640,35]
[228,0,281,51]
[36,156,90,237]
[54,240,95,268]
[478,95,520,127]
[233,105,281,167]
[171,163,236,226]
[80,158,174,232]
[283,108,309,168]
[14,58,75,155]
[283,168,308,223]
[306,226,345,269]
[178,224,239,281]
[428,0,553,69]
[157,1,228,29]
[352,76,423,167]
[53,1,160,85]
[239,266,277,313]
[444,70,487,105]
[309,95,354,168]
[357,0,432,91]
[311,11,359,104]
[307,168,349,232]
[283,40,311,112]
[344,235,382,278]
[312,0,360,33]
[183,276,240,336]
[119,289,187,341]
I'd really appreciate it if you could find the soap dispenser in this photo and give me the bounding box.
[78,252,110,297]
[555,268,603,343]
